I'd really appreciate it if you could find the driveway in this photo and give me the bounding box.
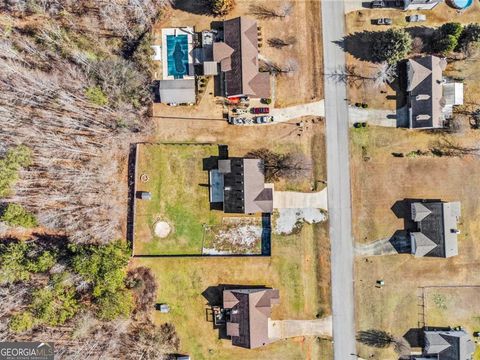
[355,233,411,256]
[321,0,357,358]
[268,316,332,340]
[270,100,325,123]
[348,105,409,127]
[273,188,328,210]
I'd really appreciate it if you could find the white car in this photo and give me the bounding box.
[407,14,426,22]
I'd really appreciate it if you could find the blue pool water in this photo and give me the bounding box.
[166,35,189,79]
[451,0,473,9]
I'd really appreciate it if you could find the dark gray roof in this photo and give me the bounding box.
[222,158,273,214]
[158,79,196,104]
[407,56,446,129]
[410,201,461,258]
[423,329,475,360]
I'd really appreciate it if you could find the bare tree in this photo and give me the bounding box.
[249,2,293,20]
[245,148,311,182]
[356,329,395,348]
[267,37,297,49]
[374,62,397,88]
[429,137,480,157]
[260,58,298,77]
[126,267,158,314]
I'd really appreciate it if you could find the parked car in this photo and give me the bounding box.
[250,107,269,114]
[255,116,274,124]
[374,18,393,25]
[232,108,247,115]
[407,14,426,22]
[371,0,385,8]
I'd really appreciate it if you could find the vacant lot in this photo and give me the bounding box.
[134,143,223,255]
[154,0,323,109]
[344,1,480,110]
[351,127,480,358]
[133,221,332,359]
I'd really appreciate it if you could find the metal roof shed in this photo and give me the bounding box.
[158,79,196,104]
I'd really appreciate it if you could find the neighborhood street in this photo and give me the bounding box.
[321,0,357,359]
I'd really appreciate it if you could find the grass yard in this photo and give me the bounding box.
[351,127,480,358]
[133,143,222,255]
[133,222,332,359]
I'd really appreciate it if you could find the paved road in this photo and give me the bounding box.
[321,1,357,359]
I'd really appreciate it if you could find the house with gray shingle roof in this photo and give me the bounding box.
[410,201,461,258]
[412,328,475,360]
[406,56,463,129]
[222,288,280,349]
[209,157,273,214]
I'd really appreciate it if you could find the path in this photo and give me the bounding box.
[348,105,409,127]
[321,0,357,359]
[355,233,410,256]
[268,316,332,340]
[273,188,328,210]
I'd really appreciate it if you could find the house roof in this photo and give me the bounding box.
[222,158,273,214]
[423,329,475,360]
[223,288,280,349]
[222,17,271,98]
[410,201,461,258]
[407,56,447,129]
[158,79,196,104]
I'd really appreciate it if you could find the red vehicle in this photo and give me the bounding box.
[250,107,270,114]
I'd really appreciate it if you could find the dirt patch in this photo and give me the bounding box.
[203,224,262,255]
[154,220,171,238]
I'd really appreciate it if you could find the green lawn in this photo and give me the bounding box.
[133,143,222,255]
[133,223,330,359]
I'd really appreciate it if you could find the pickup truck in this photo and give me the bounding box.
[407,14,426,22]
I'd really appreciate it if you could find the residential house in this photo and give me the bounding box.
[403,0,443,10]
[410,201,461,258]
[209,157,274,214]
[406,55,463,129]
[213,17,271,99]
[222,288,280,349]
[412,328,475,360]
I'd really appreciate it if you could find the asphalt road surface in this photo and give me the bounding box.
[321,1,357,359]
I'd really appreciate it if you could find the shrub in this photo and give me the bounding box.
[84,85,108,106]
[459,23,480,51]
[433,34,459,54]
[96,290,134,321]
[261,98,272,105]
[0,203,37,228]
[0,145,32,197]
[371,29,413,64]
[9,312,35,332]
[30,274,80,327]
[432,23,464,54]
[211,0,235,15]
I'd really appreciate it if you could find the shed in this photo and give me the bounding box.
[137,191,152,200]
[158,79,196,104]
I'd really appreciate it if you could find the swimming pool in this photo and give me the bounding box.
[166,35,189,79]
[449,0,473,9]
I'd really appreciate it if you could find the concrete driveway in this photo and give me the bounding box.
[268,316,332,340]
[349,106,409,127]
[273,188,328,210]
[270,100,325,123]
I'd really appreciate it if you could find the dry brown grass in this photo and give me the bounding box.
[351,127,480,358]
